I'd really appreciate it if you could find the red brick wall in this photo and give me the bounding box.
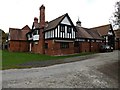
[80,42,90,52]
[44,40,74,55]
[31,40,44,54]
[91,42,101,52]
[115,41,120,50]
[79,42,102,52]
[9,40,29,52]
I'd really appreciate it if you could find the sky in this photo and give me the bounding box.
[0,0,119,33]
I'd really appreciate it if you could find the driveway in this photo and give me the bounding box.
[2,50,119,88]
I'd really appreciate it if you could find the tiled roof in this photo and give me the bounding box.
[44,13,66,31]
[87,29,102,40]
[76,27,93,39]
[9,25,30,40]
[90,24,110,36]
[76,26,102,40]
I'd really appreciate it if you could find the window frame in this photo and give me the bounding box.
[60,25,65,32]
[60,42,69,49]
[45,43,48,49]
[67,26,72,33]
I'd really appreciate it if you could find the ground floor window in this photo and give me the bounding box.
[60,42,69,49]
[45,43,48,49]
[74,42,79,47]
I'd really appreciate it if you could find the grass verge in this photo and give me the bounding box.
[2,50,95,70]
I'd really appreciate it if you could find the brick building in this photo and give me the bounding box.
[8,25,30,52]
[8,5,118,55]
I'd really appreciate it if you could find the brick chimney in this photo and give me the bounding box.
[39,4,45,28]
[38,4,45,54]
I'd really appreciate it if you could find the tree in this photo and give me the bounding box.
[111,1,120,29]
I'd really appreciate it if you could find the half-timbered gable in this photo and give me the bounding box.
[44,13,76,40]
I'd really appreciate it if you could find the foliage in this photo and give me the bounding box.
[111,1,120,29]
[0,29,8,43]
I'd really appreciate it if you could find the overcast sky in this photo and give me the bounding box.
[0,0,119,32]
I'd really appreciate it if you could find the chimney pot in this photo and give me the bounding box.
[39,4,45,10]
[34,17,38,23]
[34,17,38,21]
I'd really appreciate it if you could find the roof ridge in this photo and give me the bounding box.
[22,25,30,30]
[44,13,67,31]
[89,24,110,29]
[9,28,21,30]
[48,13,66,23]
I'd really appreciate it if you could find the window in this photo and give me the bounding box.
[67,26,72,33]
[34,42,38,45]
[74,42,79,47]
[27,33,32,40]
[60,42,69,49]
[60,25,65,32]
[45,43,48,49]
[33,30,38,35]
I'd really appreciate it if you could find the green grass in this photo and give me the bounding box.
[2,50,95,70]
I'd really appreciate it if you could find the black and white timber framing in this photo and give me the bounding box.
[44,14,76,40]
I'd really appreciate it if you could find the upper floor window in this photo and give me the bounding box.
[67,26,72,33]
[33,30,39,35]
[60,25,65,32]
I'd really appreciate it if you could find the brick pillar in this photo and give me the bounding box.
[40,5,45,28]
[39,4,45,54]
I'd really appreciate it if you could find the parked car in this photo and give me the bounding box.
[100,45,113,52]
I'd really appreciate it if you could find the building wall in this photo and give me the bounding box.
[79,42,90,52]
[44,40,74,55]
[79,42,102,52]
[31,40,44,54]
[8,40,29,52]
[91,42,101,52]
[115,41,120,50]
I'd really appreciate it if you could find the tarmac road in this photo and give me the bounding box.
[2,50,119,88]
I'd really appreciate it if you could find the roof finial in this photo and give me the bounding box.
[76,17,81,27]
[78,16,80,22]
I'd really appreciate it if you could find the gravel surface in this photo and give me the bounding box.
[2,50,119,88]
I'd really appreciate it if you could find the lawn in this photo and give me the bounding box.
[2,50,94,70]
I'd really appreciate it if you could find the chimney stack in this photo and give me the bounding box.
[34,17,38,23]
[39,4,45,28]
[33,17,39,29]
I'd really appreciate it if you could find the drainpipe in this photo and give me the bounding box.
[29,43,31,52]
[89,40,91,52]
